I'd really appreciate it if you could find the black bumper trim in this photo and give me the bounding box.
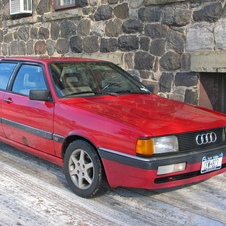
[98,145,226,170]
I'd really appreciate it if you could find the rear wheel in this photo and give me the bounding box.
[64,140,108,198]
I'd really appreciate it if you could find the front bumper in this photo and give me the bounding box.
[98,145,226,189]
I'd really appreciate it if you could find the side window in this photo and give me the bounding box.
[0,63,17,90]
[12,65,47,96]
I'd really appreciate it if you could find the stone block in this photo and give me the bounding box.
[159,72,174,93]
[100,38,117,53]
[163,7,191,27]
[215,19,226,50]
[118,35,139,51]
[46,40,55,56]
[166,29,185,54]
[2,43,8,56]
[159,51,181,71]
[18,26,29,41]
[186,23,214,51]
[129,10,138,19]
[181,52,191,71]
[70,36,83,53]
[149,38,166,56]
[94,5,113,21]
[36,0,51,15]
[56,39,69,55]
[43,9,82,22]
[35,41,46,55]
[77,0,88,7]
[140,37,150,51]
[193,2,223,23]
[30,27,38,39]
[105,19,122,37]
[61,20,77,38]
[91,21,105,36]
[18,41,26,55]
[134,51,155,70]
[190,50,226,73]
[27,40,34,55]
[78,19,91,36]
[175,72,198,87]
[114,3,129,19]
[83,36,99,53]
[138,6,162,22]
[124,52,134,70]
[144,24,168,39]
[39,27,49,40]
[140,71,153,79]
[122,19,143,34]
[4,33,13,43]
[10,41,18,55]
[129,0,144,9]
[51,22,60,40]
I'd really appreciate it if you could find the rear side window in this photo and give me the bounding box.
[0,63,17,90]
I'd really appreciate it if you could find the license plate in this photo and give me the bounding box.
[201,153,223,174]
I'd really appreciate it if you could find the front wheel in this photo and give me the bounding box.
[64,140,108,198]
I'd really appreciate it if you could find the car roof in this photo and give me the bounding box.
[0,57,108,64]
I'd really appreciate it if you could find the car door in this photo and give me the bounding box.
[0,62,18,138]
[1,62,55,155]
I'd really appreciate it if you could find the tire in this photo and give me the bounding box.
[64,140,109,198]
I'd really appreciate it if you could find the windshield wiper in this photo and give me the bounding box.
[63,90,119,97]
[117,89,151,94]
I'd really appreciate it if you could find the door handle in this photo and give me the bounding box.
[4,98,13,103]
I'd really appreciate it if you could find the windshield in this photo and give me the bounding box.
[49,62,151,98]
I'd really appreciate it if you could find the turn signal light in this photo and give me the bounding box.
[136,139,154,155]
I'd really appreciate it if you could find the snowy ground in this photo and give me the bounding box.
[0,142,226,226]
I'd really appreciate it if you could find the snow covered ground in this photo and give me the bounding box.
[0,142,226,226]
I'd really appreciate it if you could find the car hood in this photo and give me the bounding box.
[63,94,226,137]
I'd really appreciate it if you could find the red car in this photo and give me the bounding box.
[0,57,225,198]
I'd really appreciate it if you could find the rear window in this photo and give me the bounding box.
[0,63,17,90]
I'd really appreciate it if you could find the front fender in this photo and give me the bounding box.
[61,130,100,157]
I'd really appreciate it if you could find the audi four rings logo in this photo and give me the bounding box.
[196,132,217,145]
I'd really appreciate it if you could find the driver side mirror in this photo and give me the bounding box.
[29,90,51,101]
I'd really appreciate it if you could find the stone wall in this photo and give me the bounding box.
[0,0,225,105]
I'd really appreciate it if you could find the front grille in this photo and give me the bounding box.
[176,127,225,152]
[154,163,226,184]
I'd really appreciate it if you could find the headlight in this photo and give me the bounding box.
[136,136,178,155]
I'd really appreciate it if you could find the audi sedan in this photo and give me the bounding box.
[0,57,225,198]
